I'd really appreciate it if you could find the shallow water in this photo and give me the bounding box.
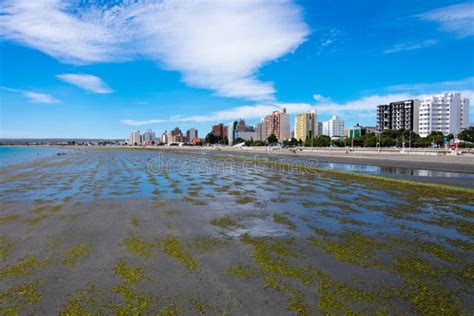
[0,148,473,314]
[0,146,72,167]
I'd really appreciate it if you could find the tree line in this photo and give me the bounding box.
[220,127,474,148]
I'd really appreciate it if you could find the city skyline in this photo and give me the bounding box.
[1,0,474,138]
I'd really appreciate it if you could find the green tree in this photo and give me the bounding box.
[205,132,216,144]
[458,127,474,142]
[252,140,265,146]
[233,137,245,145]
[267,134,278,144]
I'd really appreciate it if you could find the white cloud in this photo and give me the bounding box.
[0,0,131,64]
[316,28,340,55]
[56,73,113,94]
[384,39,439,54]
[1,86,58,104]
[0,0,309,101]
[417,3,474,37]
[387,77,474,93]
[313,94,332,103]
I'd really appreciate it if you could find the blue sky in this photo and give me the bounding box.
[0,0,473,139]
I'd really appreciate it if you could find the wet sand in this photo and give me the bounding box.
[0,148,473,314]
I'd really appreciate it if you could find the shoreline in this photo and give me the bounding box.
[92,145,474,173]
[91,146,474,189]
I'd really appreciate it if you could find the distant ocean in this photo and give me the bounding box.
[0,146,66,167]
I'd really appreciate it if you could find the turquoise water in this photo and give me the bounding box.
[0,146,68,167]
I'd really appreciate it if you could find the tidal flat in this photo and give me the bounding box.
[0,148,473,315]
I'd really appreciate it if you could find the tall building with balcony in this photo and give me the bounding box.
[237,119,246,132]
[255,118,267,141]
[143,129,155,142]
[322,115,344,138]
[129,130,141,145]
[228,121,238,145]
[264,108,290,141]
[418,93,470,137]
[377,100,420,132]
[212,123,228,138]
[171,127,184,143]
[186,128,198,142]
[294,110,318,141]
[161,131,168,144]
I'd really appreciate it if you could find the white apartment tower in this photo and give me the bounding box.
[322,115,344,138]
[418,92,470,137]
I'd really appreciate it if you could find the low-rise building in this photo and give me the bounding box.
[347,124,376,138]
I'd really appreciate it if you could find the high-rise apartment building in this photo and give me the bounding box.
[228,121,237,145]
[171,127,184,143]
[322,115,344,138]
[264,108,290,141]
[377,100,420,132]
[237,119,246,132]
[143,129,155,142]
[161,131,168,144]
[255,118,267,141]
[294,110,318,141]
[212,123,228,138]
[418,93,470,137]
[186,128,198,142]
[129,130,141,145]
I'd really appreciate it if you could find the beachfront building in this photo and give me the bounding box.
[255,118,267,141]
[186,128,198,142]
[377,100,420,133]
[143,129,155,142]
[129,130,141,145]
[237,119,246,132]
[161,131,168,144]
[228,121,237,145]
[294,110,318,142]
[212,123,228,138]
[171,127,185,143]
[347,124,377,138]
[264,108,290,141]
[322,115,344,138]
[418,93,470,137]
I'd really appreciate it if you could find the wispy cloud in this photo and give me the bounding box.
[56,74,113,94]
[1,86,58,104]
[387,77,474,93]
[316,28,340,55]
[0,0,309,101]
[416,2,474,37]
[0,0,131,64]
[384,39,439,54]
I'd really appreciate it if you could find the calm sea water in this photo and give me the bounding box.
[0,146,68,167]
